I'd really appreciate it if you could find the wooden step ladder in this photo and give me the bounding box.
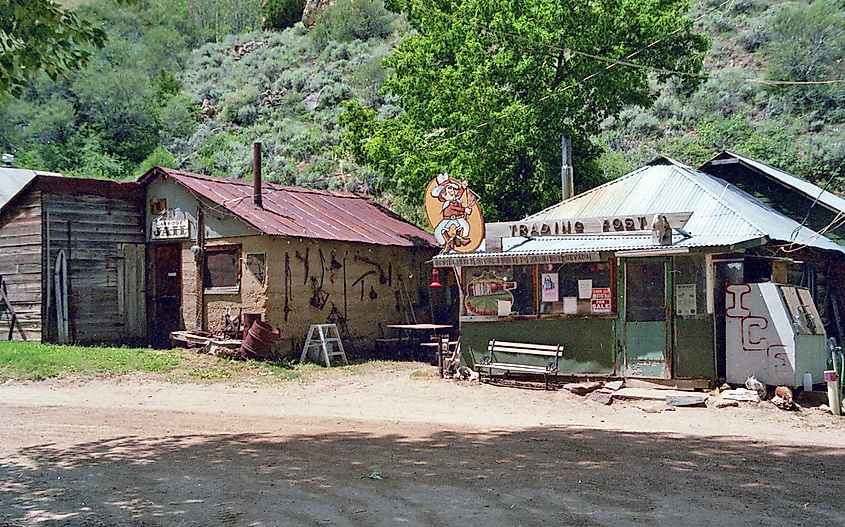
[299,324,348,367]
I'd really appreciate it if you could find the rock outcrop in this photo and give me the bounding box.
[302,0,336,27]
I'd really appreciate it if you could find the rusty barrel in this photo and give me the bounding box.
[240,320,280,360]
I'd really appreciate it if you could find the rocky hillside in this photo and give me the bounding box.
[598,0,844,187]
[1,0,842,220]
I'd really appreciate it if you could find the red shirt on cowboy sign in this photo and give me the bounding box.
[442,188,467,218]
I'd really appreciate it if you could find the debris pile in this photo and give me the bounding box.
[261,89,285,108]
[711,379,801,411]
[170,318,282,363]
[228,40,266,59]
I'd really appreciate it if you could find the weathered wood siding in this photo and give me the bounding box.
[0,191,43,341]
[42,192,145,344]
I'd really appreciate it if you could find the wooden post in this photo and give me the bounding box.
[195,206,205,332]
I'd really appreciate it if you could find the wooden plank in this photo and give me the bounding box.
[665,395,708,407]
[482,363,551,373]
[0,189,42,342]
[491,340,562,351]
[490,345,561,357]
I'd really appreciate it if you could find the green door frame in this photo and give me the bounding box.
[618,257,673,379]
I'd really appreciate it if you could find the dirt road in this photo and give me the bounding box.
[1,363,844,526]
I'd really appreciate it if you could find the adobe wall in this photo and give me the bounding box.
[178,235,437,357]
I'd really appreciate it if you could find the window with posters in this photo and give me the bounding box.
[463,266,535,316]
[539,260,614,316]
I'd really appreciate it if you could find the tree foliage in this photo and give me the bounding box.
[0,0,106,97]
[340,0,708,220]
[263,0,306,30]
[0,0,262,178]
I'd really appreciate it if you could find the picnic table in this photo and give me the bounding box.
[386,324,453,367]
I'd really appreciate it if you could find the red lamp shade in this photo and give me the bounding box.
[429,268,443,288]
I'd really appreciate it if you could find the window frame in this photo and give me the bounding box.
[537,259,617,318]
[203,244,242,295]
[458,259,618,321]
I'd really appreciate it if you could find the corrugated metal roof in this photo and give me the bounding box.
[434,233,764,267]
[716,151,845,214]
[0,168,61,213]
[433,156,844,266]
[524,157,843,253]
[152,168,436,248]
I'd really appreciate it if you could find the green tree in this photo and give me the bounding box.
[263,0,306,30]
[341,0,708,220]
[0,0,107,97]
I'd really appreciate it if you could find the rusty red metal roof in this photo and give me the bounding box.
[149,168,436,248]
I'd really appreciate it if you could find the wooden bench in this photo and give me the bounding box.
[475,340,564,390]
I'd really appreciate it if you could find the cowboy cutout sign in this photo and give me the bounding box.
[424,172,484,254]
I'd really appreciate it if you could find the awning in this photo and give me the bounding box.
[433,233,766,267]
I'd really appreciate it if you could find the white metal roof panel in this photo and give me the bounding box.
[524,157,843,254]
[0,168,63,213]
[434,232,765,267]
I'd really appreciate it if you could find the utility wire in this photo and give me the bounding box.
[450,8,845,87]
[323,0,840,183]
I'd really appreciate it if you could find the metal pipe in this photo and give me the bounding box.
[253,141,263,209]
[561,136,574,200]
[825,370,841,416]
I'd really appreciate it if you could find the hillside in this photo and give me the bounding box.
[599,0,845,186]
[1,0,842,222]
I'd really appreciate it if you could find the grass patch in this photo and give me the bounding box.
[0,341,180,381]
[0,342,420,384]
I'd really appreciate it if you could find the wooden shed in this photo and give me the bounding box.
[0,169,146,343]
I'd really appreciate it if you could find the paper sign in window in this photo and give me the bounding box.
[541,273,558,302]
[578,279,592,299]
[591,287,612,314]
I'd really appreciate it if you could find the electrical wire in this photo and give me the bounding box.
[316,0,844,186]
[780,210,845,253]
[430,3,845,88]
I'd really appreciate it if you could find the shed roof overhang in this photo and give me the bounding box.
[432,233,768,267]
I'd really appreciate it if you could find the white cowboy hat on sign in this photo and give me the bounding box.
[431,172,459,198]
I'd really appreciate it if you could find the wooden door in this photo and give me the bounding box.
[624,258,671,379]
[149,244,182,348]
[118,243,147,341]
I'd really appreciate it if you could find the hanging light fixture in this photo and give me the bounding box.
[429,268,442,288]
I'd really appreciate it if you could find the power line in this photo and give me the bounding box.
[455,10,845,87]
[333,0,844,182]
[362,0,727,164]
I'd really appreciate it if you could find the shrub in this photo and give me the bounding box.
[134,146,177,177]
[263,0,307,30]
[763,0,845,116]
[160,94,200,141]
[221,86,261,125]
[310,0,395,50]
[736,27,768,52]
[626,111,662,138]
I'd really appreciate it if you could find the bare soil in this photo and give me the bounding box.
[1,362,844,526]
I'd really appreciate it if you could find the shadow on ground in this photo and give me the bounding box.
[1,426,842,526]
